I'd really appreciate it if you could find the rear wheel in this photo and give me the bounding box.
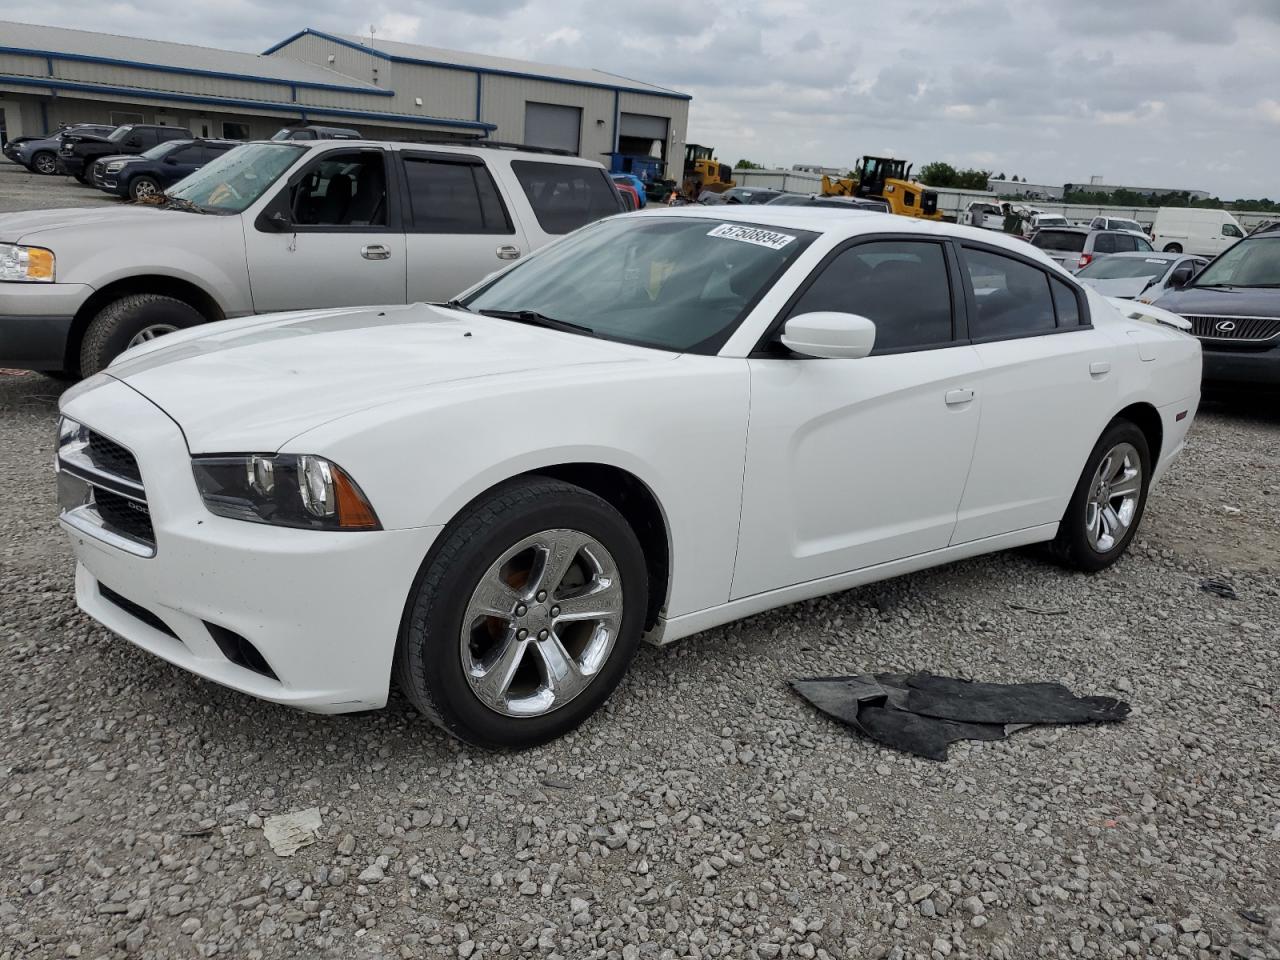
[31,151,57,175]
[1050,420,1151,572]
[1162,243,1182,254]
[129,176,161,201]
[395,477,647,748]
[79,293,205,375]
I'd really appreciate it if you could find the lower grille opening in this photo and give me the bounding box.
[98,584,178,639]
[93,489,155,545]
[204,622,279,681]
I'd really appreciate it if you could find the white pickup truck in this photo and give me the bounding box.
[0,139,623,376]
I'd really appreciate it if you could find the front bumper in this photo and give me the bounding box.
[1,283,94,369]
[1201,344,1280,394]
[60,378,442,713]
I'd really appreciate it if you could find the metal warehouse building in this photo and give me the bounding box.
[0,21,690,176]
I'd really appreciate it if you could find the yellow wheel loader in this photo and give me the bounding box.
[822,156,948,220]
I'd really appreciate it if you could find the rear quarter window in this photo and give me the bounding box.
[511,160,622,234]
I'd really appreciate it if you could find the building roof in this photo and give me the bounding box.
[0,20,385,93]
[265,28,691,100]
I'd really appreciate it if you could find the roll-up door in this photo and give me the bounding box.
[523,102,582,154]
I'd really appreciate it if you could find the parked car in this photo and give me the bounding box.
[271,125,362,141]
[1,139,624,376]
[59,124,192,182]
[1031,227,1154,272]
[767,194,891,213]
[1088,216,1146,237]
[90,138,240,201]
[1152,224,1280,396]
[697,189,728,205]
[718,186,784,205]
[613,180,640,210]
[1074,252,1207,301]
[54,207,1200,746]
[1025,212,1070,237]
[610,173,647,208]
[9,124,115,175]
[965,201,1006,230]
[1150,207,1246,256]
[2,135,36,164]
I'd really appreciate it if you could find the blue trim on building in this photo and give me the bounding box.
[0,44,394,97]
[0,75,497,130]
[264,28,693,102]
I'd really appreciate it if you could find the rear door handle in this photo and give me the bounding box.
[945,388,975,406]
[361,244,391,261]
[496,244,522,261]
[1090,361,1111,377]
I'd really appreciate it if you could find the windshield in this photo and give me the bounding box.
[1077,257,1170,280]
[1111,219,1143,233]
[140,141,184,160]
[464,216,816,353]
[1191,236,1280,287]
[107,126,134,142]
[1032,230,1086,252]
[167,143,302,213]
[1037,216,1068,227]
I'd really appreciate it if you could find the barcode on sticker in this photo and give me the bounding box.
[707,223,796,250]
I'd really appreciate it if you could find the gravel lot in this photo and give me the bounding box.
[0,160,116,213]
[1,175,1278,959]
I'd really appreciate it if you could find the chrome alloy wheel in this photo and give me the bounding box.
[126,323,179,348]
[132,179,159,198]
[1085,441,1142,553]
[460,529,623,717]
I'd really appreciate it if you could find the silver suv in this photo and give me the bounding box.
[1031,226,1154,273]
[0,140,623,376]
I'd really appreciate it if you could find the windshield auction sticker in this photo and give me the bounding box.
[707,223,796,250]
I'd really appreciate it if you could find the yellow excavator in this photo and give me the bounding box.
[822,156,947,221]
[681,144,734,199]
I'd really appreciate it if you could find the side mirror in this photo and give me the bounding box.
[162,156,178,165]
[781,312,877,359]
[126,138,142,148]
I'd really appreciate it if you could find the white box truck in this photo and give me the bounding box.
[1151,207,1246,257]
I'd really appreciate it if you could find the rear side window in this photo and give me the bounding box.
[1050,277,1083,326]
[961,247,1056,339]
[1032,230,1085,252]
[511,160,622,234]
[787,240,953,353]
[403,158,512,234]
[1093,234,1118,254]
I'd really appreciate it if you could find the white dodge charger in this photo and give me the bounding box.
[55,207,1201,747]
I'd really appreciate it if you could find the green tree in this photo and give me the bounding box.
[735,159,764,170]
[996,172,1006,181]
[954,168,992,190]
[918,161,959,187]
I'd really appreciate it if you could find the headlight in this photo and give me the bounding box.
[191,454,380,531]
[105,161,126,173]
[0,243,55,282]
[57,415,89,449]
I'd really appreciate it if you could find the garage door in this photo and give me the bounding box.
[524,102,582,154]
[619,113,668,142]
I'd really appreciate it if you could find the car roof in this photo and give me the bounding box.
[1038,226,1089,233]
[253,138,607,166]
[632,204,1060,262]
[1102,251,1181,260]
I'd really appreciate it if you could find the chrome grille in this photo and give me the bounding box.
[1184,315,1280,343]
[57,425,156,557]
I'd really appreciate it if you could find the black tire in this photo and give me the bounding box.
[74,167,91,184]
[129,176,161,201]
[1163,243,1182,254]
[394,476,648,748]
[79,293,205,376]
[1050,419,1151,572]
[30,151,57,176]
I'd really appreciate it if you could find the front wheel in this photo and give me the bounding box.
[1162,243,1182,254]
[395,477,648,748]
[31,151,58,175]
[1050,420,1151,572]
[79,293,205,375]
[129,176,161,201]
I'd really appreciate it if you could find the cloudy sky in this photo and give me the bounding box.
[20,0,1280,198]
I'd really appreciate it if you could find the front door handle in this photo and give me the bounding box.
[1090,361,1112,377]
[945,388,975,406]
[496,244,522,261]
[361,244,391,261]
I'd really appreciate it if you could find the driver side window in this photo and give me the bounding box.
[1222,223,1243,238]
[290,152,388,228]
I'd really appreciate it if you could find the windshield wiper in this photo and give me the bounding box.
[478,309,593,335]
[1192,283,1237,288]
[433,299,472,313]
[159,195,208,214]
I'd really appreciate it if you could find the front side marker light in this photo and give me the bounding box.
[0,243,55,282]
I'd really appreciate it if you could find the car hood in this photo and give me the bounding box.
[0,205,196,242]
[104,302,670,452]
[1152,286,1280,318]
[1079,276,1155,299]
